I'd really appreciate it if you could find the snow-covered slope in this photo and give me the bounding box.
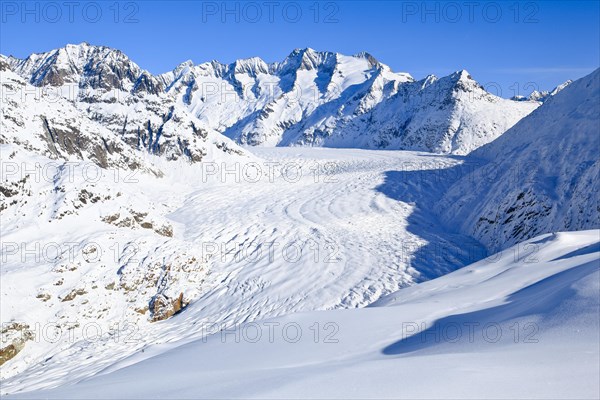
[9,230,599,399]
[0,147,485,394]
[304,70,538,154]
[5,43,539,154]
[0,55,251,386]
[0,60,157,172]
[2,43,596,398]
[437,68,600,251]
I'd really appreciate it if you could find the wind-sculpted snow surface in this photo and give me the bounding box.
[0,147,483,394]
[5,43,539,155]
[7,231,599,399]
[437,68,600,252]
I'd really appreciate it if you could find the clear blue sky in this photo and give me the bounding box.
[1,1,598,97]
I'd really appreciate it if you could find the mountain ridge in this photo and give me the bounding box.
[5,42,544,155]
[437,67,600,251]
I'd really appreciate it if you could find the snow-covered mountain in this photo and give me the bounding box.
[6,43,162,94]
[0,58,157,172]
[1,52,252,382]
[5,43,539,155]
[301,70,539,154]
[511,80,573,102]
[3,44,248,165]
[437,68,600,251]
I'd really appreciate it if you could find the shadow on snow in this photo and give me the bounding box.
[381,259,599,355]
[375,155,487,281]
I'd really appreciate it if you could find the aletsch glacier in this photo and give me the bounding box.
[0,43,597,397]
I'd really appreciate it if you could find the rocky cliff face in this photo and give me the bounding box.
[1,65,158,172]
[7,43,163,94]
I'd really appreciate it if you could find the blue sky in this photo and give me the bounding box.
[1,1,598,97]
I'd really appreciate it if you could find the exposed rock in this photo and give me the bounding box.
[150,293,185,322]
[36,292,51,302]
[134,306,149,315]
[0,323,33,366]
[102,213,120,224]
[140,222,153,230]
[61,288,88,302]
[131,211,148,223]
[155,224,174,237]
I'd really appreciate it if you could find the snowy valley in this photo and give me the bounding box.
[0,43,598,399]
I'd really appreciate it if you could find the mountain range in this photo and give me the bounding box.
[3,42,556,158]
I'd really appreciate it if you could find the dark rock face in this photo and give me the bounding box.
[0,58,10,71]
[132,72,164,95]
[2,72,133,172]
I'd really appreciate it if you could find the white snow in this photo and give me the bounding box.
[1,44,598,399]
[5,43,538,154]
[438,68,600,251]
[0,146,483,394]
[7,230,599,399]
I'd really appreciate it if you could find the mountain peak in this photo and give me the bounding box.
[6,42,162,94]
[61,42,120,57]
[64,41,92,49]
[289,47,317,56]
[176,59,194,69]
[452,69,472,81]
[421,74,438,88]
[231,57,269,75]
[511,79,574,103]
[354,51,382,69]
[278,47,336,73]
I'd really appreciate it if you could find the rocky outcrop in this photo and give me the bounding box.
[150,293,185,322]
[0,68,160,173]
[0,323,33,366]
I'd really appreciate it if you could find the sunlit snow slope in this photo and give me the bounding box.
[1,44,597,399]
[11,230,599,400]
[0,147,484,394]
